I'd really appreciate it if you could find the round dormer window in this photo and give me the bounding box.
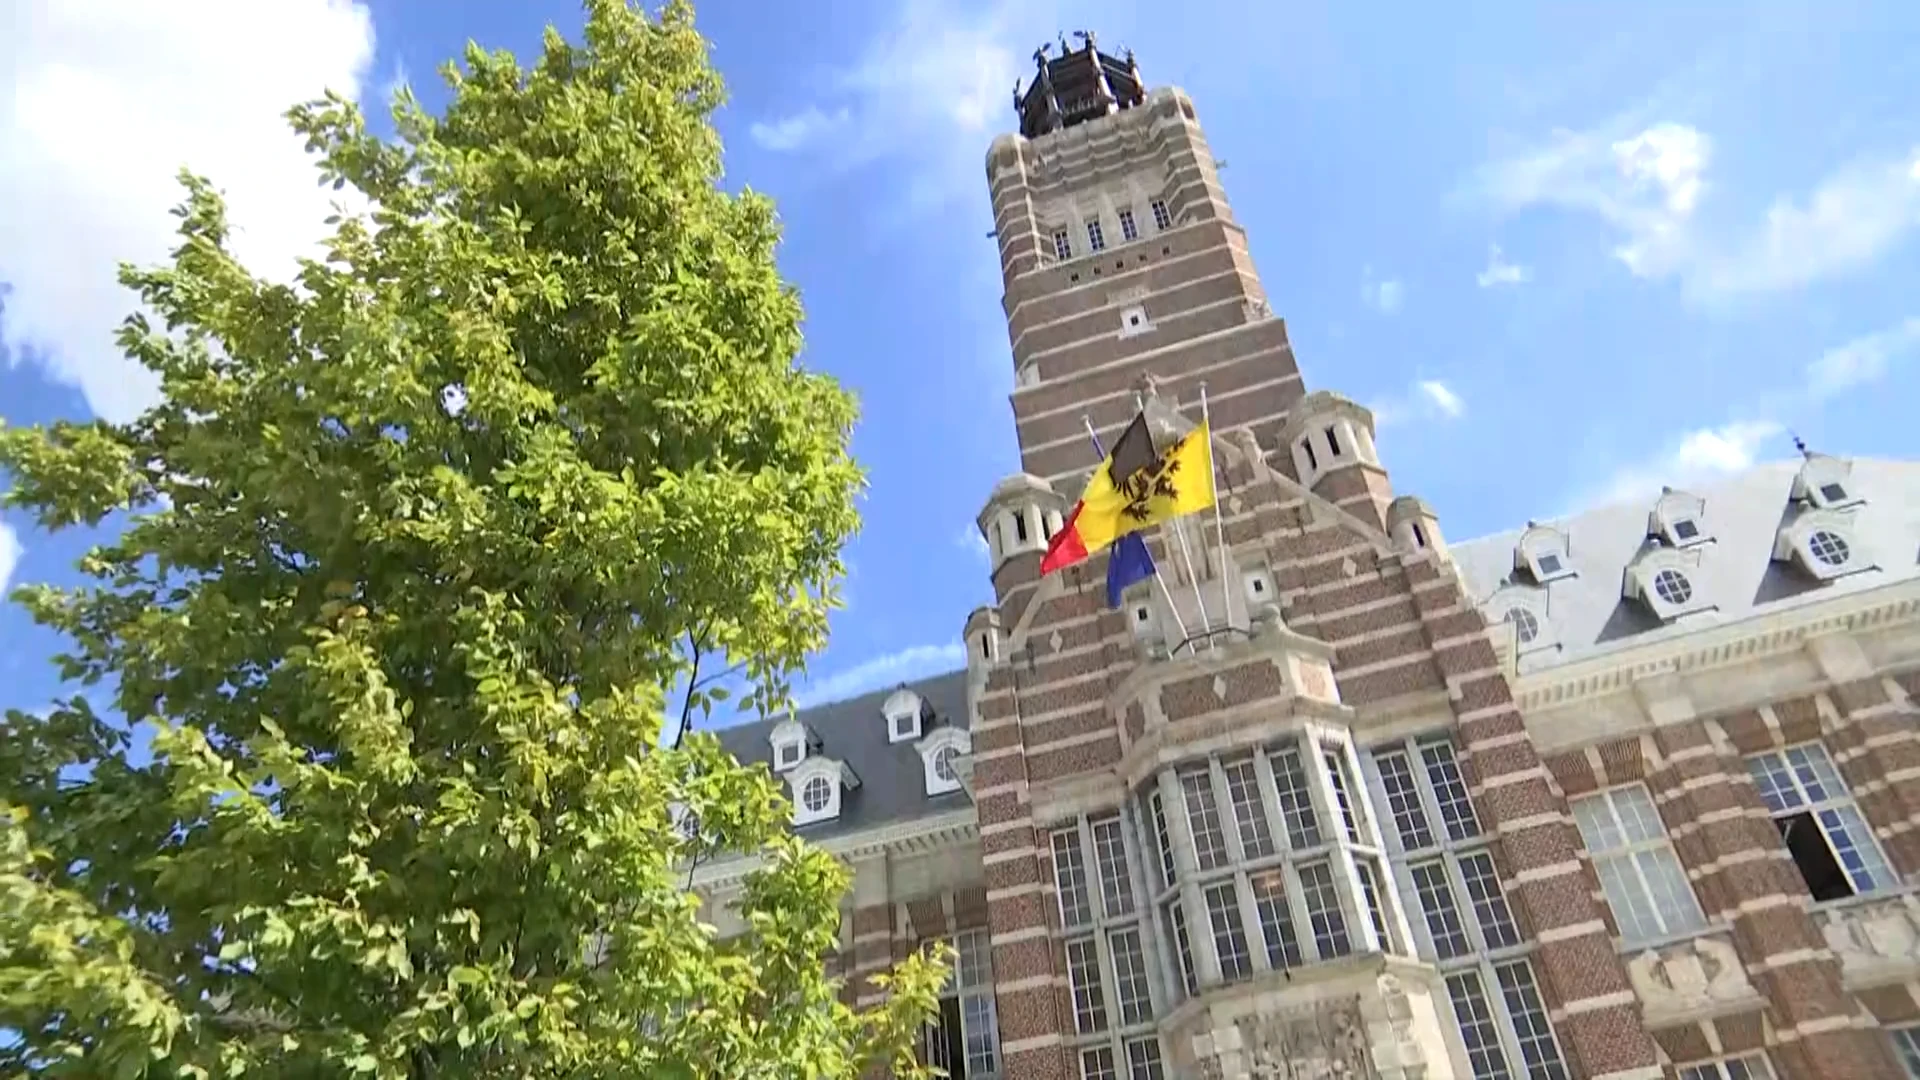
[1808,530,1850,568]
[801,775,833,813]
[1652,569,1693,606]
[1502,607,1540,645]
[933,745,959,783]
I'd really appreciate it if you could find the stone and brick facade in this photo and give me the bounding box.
[700,37,1920,1080]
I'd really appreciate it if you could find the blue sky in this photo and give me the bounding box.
[4,0,1919,720]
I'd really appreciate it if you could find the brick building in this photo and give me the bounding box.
[695,36,1920,1080]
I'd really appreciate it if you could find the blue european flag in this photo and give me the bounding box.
[1105,532,1156,609]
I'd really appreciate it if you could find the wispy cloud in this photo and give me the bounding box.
[1475,244,1532,287]
[1582,420,1786,510]
[1571,316,1919,514]
[796,642,967,707]
[0,0,377,422]
[741,0,1053,214]
[1805,316,1920,401]
[1473,118,1920,305]
[956,523,991,563]
[0,522,21,595]
[1360,268,1404,314]
[749,106,851,152]
[1373,379,1466,428]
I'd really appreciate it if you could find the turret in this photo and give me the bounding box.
[974,472,1069,599]
[1386,494,1447,562]
[963,605,1002,689]
[1278,390,1394,529]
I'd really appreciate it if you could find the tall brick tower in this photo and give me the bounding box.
[965,35,1670,1080]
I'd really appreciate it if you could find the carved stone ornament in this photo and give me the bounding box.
[1820,894,1920,983]
[1195,996,1380,1079]
[1626,934,1758,1022]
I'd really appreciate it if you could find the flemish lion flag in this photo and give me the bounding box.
[1040,411,1215,575]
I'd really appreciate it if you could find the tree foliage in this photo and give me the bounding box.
[0,1,946,1075]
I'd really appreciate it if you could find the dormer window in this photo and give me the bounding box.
[787,756,857,827]
[1772,509,1868,582]
[1649,488,1710,548]
[883,686,926,744]
[1119,304,1153,338]
[769,717,812,773]
[1792,453,1864,510]
[1623,549,1710,620]
[1486,583,1554,657]
[1651,569,1693,606]
[1808,530,1850,567]
[916,726,971,797]
[1243,569,1272,604]
[800,776,832,814]
[1515,523,1575,583]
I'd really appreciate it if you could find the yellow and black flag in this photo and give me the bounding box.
[1039,409,1216,575]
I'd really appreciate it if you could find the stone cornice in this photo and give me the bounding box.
[1511,576,1920,714]
[689,808,980,893]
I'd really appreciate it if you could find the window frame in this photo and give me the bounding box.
[1048,809,1167,1072]
[1745,741,1895,901]
[1140,731,1390,1002]
[1570,783,1707,945]
[1367,732,1569,1080]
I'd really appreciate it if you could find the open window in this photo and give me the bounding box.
[1746,743,1892,902]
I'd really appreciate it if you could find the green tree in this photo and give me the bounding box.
[0,1,946,1076]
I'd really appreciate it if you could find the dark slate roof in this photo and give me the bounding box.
[713,668,975,844]
[1450,458,1920,672]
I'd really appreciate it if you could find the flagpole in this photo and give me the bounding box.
[1199,382,1232,641]
[1082,415,1191,649]
[1142,392,1213,648]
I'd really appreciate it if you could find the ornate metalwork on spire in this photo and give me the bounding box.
[1012,31,1148,139]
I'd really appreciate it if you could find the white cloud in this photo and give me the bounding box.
[796,642,967,708]
[957,524,991,562]
[1,0,377,422]
[1415,380,1465,419]
[743,0,1058,214]
[1373,379,1466,427]
[1476,119,1920,304]
[0,522,21,595]
[1360,273,1404,314]
[749,106,851,152]
[1807,317,1920,400]
[1475,244,1532,287]
[1585,420,1785,509]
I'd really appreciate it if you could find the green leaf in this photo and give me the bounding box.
[0,1,924,1077]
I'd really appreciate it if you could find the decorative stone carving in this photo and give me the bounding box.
[1819,894,1920,987]
[1289,653,1339,704]
[1195,996,1379,1079]
[1626,933,1758,1022]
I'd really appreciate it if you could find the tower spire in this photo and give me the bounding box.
[1011,31,1149,139]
